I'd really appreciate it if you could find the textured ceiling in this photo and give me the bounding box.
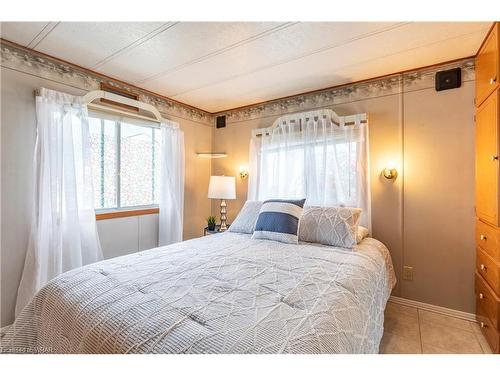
[0,22,491,112]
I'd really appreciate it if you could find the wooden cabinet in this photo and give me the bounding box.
[476,273,500,352]
[476,91,499,226]
[475,22,500,354]
[476,23,499,106]
[476,272,500,330]
[476,247,500,295]
[476,219,500,261]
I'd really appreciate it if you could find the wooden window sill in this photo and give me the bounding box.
[96,208,159,220]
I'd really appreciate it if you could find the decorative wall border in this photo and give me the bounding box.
[0,39,213,126]
[1,37,475,127]
[216,58,475,123]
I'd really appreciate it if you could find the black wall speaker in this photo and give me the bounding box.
[216,115,226,128]
[435,68,461,91]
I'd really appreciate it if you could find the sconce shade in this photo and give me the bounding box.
[208,176,236,199]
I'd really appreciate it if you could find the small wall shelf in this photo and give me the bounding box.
[196,153,227,159]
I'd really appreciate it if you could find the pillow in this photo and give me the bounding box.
[298,206,362,249]
[252,199,306,244]
[357,226,370,244]
[228,200,263,234]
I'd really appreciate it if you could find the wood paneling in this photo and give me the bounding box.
[475,90,499,226]
[476,24,499,106]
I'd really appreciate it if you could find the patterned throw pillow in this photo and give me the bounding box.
[228,200,263,234]
[298,206,362,249]
[251,199,306,244]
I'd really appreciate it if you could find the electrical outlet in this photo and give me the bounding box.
[403,266,413,281]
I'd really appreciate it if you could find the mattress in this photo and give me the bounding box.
[0,232,396,354]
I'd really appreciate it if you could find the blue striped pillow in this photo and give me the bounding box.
[251,199,306,244]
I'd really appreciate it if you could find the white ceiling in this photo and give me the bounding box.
[1,22,491,112]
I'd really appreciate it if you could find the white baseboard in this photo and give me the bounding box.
[389,296,477,322]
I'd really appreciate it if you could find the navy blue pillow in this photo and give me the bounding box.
[251,199,306,244]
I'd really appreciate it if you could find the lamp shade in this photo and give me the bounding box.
[208,176,236,199]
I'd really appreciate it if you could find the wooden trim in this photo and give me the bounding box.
[99,82,139,112]
[389,296,477,322]
[96,208,159,220]
[475,22,498,56]
[214,55,477,115]
[0,38,210,115]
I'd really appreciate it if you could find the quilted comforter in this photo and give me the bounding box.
[0,232,396,354]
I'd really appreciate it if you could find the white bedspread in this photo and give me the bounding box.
[0,232,396,354]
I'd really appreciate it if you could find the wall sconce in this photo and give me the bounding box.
[239,166,249,180]
[383,161,398,180]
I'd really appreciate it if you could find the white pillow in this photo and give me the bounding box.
[298,206,362,249]
[228,200,263,234]
[357,226,369,244]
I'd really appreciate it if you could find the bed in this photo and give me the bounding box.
[0,232,396,354]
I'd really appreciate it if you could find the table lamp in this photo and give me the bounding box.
[208,176,236,231]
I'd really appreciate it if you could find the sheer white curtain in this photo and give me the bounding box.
[16,88,103,315]
[158,120,185,246]
[248,110,371,229]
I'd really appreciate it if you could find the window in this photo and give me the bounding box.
[258,140,358,205]
[249,113,370,228]
[88,112,161,211]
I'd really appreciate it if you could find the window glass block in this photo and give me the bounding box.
[120,122,160,207]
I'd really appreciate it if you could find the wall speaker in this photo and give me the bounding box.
[435,68,461,91]
[216,115,226,128]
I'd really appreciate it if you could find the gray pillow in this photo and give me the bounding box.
[298,206,362,249]
[228,200,263,234]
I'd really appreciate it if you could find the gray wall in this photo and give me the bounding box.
[0,67,213,326]
[211,59,476,314]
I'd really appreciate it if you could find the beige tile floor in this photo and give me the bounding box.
[380,301,493,354]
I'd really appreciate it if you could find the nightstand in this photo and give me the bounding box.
[203,224,230,236]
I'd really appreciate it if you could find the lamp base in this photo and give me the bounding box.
[219,199,228,231]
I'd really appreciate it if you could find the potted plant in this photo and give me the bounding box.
[207,216,217,231]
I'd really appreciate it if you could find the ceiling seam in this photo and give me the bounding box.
[27,22,59,49]
[136,22,299,85]
[26,22,50,47]
[91,22,179,69]
[167,21,414,98]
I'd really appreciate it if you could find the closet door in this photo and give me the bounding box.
[476,24,499,107]
[476,90,499,226]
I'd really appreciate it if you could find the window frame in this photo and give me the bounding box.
[89,111,161,220]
